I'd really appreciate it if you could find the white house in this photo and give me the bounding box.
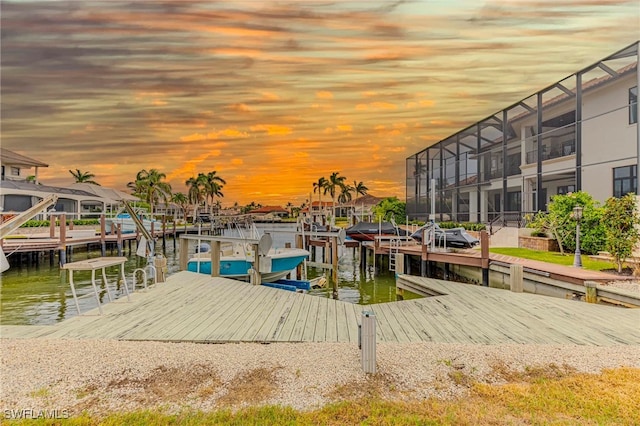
[0,149,136,219]
[406,41,639,225]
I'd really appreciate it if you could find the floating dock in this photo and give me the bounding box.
[2,271,638,345]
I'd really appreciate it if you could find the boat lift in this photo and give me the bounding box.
[0,195,58,272]
[121,200,165,286]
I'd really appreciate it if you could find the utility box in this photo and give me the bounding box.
[360,311,376,374]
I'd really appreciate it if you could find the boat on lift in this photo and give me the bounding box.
[186,231,310,282]
[345,221,409,242]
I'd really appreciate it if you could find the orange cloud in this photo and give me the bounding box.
[250,124,292,136]
[316,91,334,99]
[227,103,253,112]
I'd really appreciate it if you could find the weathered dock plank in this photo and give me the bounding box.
[273,292,309,342]
[3,271,639,346]
[312,297,329,342]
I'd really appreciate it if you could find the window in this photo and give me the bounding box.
[10,167,19,176]
[557,185,575,195]
[631,86,638,125]
[506,191,521,212]
[613,165,637,197]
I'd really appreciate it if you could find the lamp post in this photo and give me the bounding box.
[573,205,583,268]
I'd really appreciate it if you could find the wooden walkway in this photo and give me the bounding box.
[1,271,638,345]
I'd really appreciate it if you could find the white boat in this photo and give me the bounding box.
[187,242,310,282]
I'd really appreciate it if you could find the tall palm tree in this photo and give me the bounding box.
[69,169,100,185]
[353,180,368,201]
[171,192,190,230]
[352,180,369,223]
[338,183,354,218]
[185,176,204,221]
[312,177,327,222]
[324,172,346,225]
[128,169,172,215]
[338,184,353,204]
[200,171,226,215]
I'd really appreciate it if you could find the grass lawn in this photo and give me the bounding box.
[8,367,639,425]
[489,247,618,272]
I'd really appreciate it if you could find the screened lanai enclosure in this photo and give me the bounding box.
[406,41,640,226]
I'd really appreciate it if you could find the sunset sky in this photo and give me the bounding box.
[1,0,638,206]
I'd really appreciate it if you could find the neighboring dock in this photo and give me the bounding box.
[2,271,638,345]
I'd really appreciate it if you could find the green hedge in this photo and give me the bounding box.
[20,219,100,228]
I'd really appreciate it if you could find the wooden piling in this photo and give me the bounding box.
[395,253,405,275]
[49,216,55,239]
[179,237,189,270]
[58,214,67,266]
[585,281,597,303]
[100,214,107,256]
[116,224,123,256]
[210,241,221,277]
[480,230,489,286]
[295,234,304,278]
[510,264,524,292]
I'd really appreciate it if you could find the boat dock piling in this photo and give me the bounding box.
[263,228,345,297]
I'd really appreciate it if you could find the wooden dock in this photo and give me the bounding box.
[2,271,638,345]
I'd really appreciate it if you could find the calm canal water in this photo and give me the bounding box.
[1,224,417,325]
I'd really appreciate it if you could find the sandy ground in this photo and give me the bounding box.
[1,338,639,419]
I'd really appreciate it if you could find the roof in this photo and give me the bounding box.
[0,148,49,168]
[347,194,386,206]
[67,183,138,202]
[0,180,138,204]
[0,179,100,198]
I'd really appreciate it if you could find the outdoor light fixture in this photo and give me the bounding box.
[573,205,583,268]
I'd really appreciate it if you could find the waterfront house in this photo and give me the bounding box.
[1,148,48,184]
[406,41,639,226]
[0,149,136,219]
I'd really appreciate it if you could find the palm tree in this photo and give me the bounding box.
[338,184,353,204]
[338,183,354,219]
[324,172,347,225]
[353,180,368,201]
[128,169,172,215]
[69,169,100,185]
[351,180,368,223]
[185,176,204,222]
[285,202,294,218]
[313,177,327,223]
[171,192,190,230]
[200,171,226,215]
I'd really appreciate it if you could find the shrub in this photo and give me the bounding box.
[602,194,640,273]
[527,191,605,255]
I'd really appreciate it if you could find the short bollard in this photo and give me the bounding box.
[360,311,376,374]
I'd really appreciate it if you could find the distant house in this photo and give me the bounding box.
[344,194,387,223]
[1,148,48,183]
[249,205,289,218]
[299,201,334,224]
